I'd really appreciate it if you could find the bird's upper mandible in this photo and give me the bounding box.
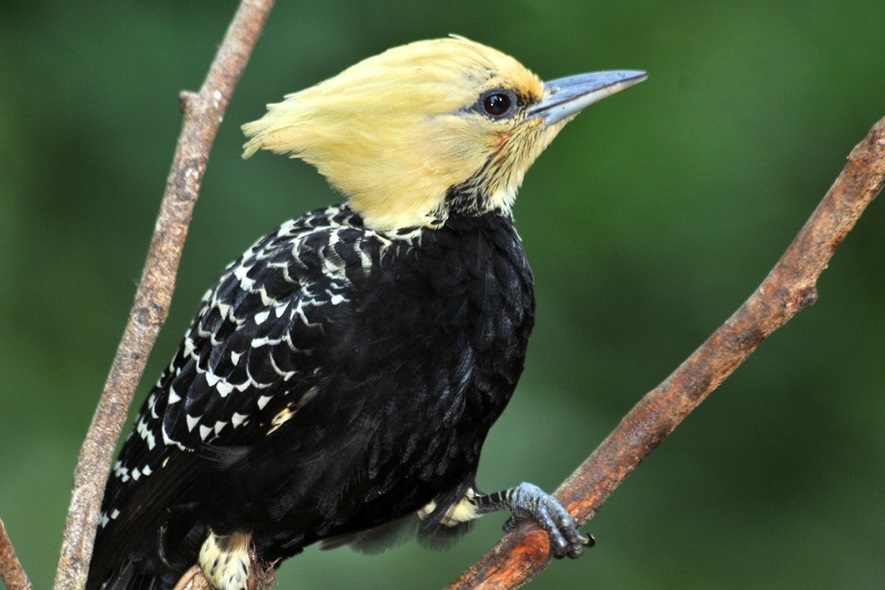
[242,36,646,232]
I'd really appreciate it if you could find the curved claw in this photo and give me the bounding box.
[475,482,593,560]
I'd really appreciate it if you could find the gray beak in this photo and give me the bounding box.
[529,70,648,126]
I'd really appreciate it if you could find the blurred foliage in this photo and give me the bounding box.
[1,1,884,588]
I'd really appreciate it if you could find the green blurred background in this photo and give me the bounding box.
[2,1,884,588]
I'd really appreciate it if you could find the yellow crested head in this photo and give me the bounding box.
[243,36,646,231]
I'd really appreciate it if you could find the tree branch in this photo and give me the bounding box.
[51,2,274,588]
[0,519,32,590]
[449,115,885,589]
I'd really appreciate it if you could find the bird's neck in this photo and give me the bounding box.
[441,173,517,223]
[346,192,515,242]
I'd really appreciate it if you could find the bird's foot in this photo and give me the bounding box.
[474,482,593,559]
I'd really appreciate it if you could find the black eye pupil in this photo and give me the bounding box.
[483,93,511,117]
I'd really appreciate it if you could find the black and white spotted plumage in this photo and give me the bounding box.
[87,203,537,588]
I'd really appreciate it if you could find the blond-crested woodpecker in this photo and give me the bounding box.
[86,36,646,589]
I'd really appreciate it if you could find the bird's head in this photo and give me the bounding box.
[243,36,645,232]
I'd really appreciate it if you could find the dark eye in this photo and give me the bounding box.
[478,89,517,119]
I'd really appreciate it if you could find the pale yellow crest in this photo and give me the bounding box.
[243,37,559,231]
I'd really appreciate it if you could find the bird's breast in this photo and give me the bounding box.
[340,211,535,427]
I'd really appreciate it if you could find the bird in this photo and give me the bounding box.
[86,36,646,590]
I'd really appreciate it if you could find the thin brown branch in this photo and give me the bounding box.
[0,519,32,590]
[51,2,274,588]
[449,115,885,589]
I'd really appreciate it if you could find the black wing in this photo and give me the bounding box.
[88,205,382,586]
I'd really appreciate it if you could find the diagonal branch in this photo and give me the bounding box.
[51,2,275,588]
[449,115,885,589]
[0,519,32,590]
